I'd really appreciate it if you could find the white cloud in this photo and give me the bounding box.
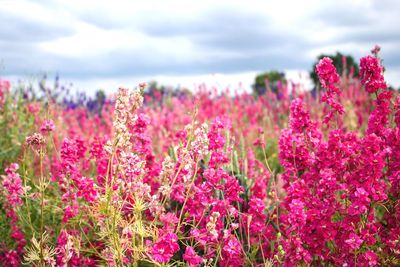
[0,0,399,90]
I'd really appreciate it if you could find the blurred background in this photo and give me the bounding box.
[0,0,399,95]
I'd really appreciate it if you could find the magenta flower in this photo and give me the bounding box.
[360,55,387,94]
[151,232,180,263]
[2,163,24,208]
[183,247,203,267]
[345,233,364,250]
[316,57,344,123]
[288,98,311,132]
[56,230,81,266]
[0,79,10,109]
[371,45,381,56]
[2,250,19,267]
[160,212,179,231]
[362,251,378,266]
[63,203,79,223]
[247,196,266,232]
[40,119,55,133]
[11,225,26,253]
[316,57,340,89]
[288,199,307,229]
[221,235,242,266]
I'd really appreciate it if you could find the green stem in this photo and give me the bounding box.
[39,147,45,267]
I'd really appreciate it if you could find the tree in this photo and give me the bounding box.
[253,70,286,96]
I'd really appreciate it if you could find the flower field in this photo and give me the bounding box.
[0,48,399,266]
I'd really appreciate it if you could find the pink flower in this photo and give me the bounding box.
[2,163,24,207]
[360,55,387,94]
[56,230,79,266]
[0,79,10,91]
[316,57,340,89]
[40,119,55,133]
[139,82,147,89]
[278,47,396,265]
[349,187,370,215]
[0,79,10,109]
[288,199,307,229]
[289,98,311,132]
[75,176,98,203]
[345,233,364,250]
[316,57,344,123]
[151,232,180,263]
[2,250,19,267]
[11,225,26,253]
[160,212,179,230]
[367,90,392,135]
[371,45,381,57]
[208,118,228,151]
[63,203,79,223]
[362,251,378,266]
[395,96,400,127]
[282,237,312,264]
[183,247,203,266]
[247,196,266,232]
[221,235,242,266]
[223,174,243,203]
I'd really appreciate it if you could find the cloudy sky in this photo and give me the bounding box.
[0,0,399,94]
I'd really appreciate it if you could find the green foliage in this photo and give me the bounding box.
[0,202,13,248]
[254,138,283,174]
[254,71,286,96]
[0,92,36,171]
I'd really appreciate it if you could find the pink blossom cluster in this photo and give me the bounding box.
[279,49,400,266]
[150,232,179,263]
[0,79,10,109]
[0,47,399,266]
[360,55,387,94]
[316,57,344,123]
[2,163,24,208]
[1,164,26,264]
[40,119,55,133]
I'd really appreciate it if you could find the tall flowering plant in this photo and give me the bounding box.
[0,46,398,266]
[279,47,400,266]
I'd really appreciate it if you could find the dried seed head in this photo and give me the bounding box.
[26,132,46,147]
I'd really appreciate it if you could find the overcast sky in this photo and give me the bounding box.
[0,0,399,93]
